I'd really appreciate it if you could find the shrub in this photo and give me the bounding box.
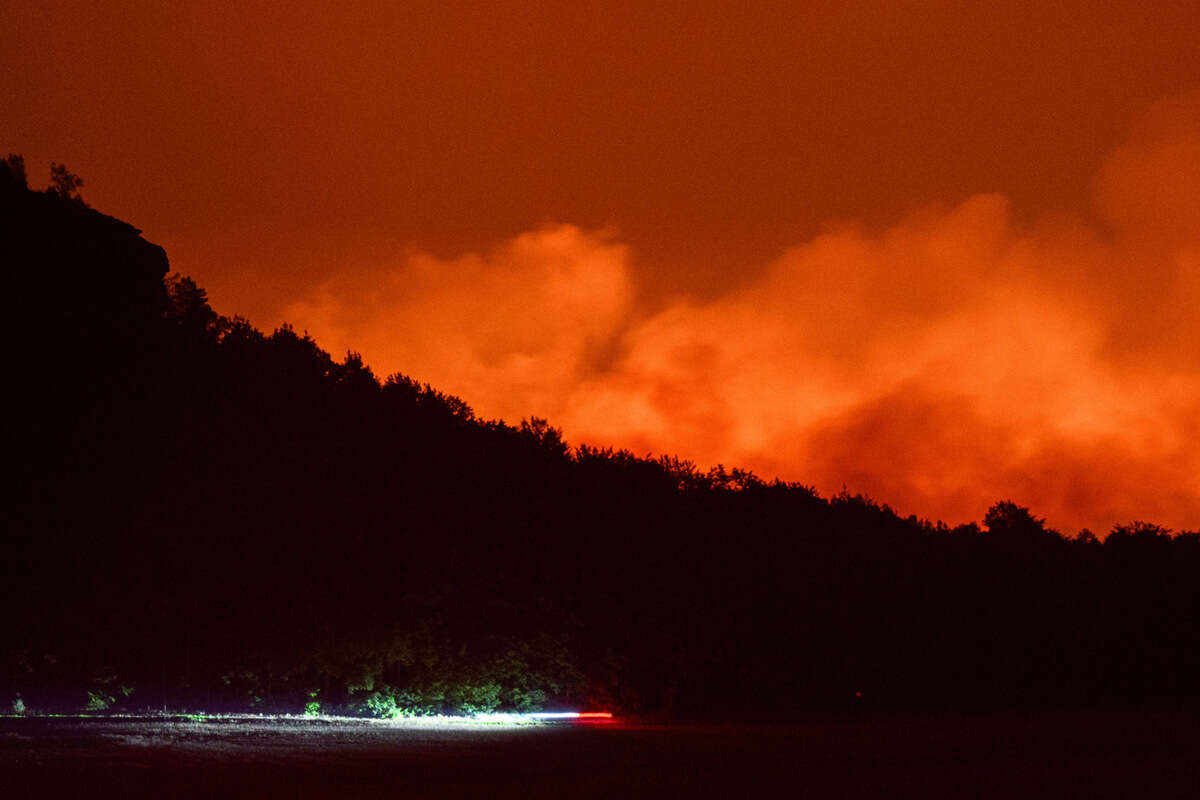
[85,690,112,711]
[505,687,547,713]
[447,682,502,715]
[393,687,444,716]
[358,689,398,719]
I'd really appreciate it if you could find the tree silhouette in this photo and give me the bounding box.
[1,154,27,188]
[521,416,569,458]
[984,500,1054,538]
[48,162,85,203]
[165,273,219,334]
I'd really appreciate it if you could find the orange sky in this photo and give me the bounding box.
[6,1,1200,532]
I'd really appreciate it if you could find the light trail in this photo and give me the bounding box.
[472,711,615,724]
[2,711,617,727]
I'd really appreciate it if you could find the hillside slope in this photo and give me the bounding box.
[4,161,1197,716]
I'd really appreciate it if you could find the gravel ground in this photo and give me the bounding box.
[2,713,1198,798]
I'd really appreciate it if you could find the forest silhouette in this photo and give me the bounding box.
[3,157,1198,718]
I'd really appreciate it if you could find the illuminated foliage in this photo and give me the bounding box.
[357,690,398,719]
[84,691,111,712]
[446,683,502,715]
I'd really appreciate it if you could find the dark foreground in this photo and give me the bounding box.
[2,713,1198,798]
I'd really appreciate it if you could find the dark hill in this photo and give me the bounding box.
[3,159,1198,717]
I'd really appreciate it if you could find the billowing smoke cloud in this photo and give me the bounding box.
[281,95,1200,533]
[283,225,634,424]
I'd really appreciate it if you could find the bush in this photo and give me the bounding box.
[447,682,502,715]
[393,687,445,716]
[505,687,547,712]
[85,690,112,711]
[358,689,398,719]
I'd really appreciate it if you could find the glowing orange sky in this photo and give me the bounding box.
[6,1,1200,532]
